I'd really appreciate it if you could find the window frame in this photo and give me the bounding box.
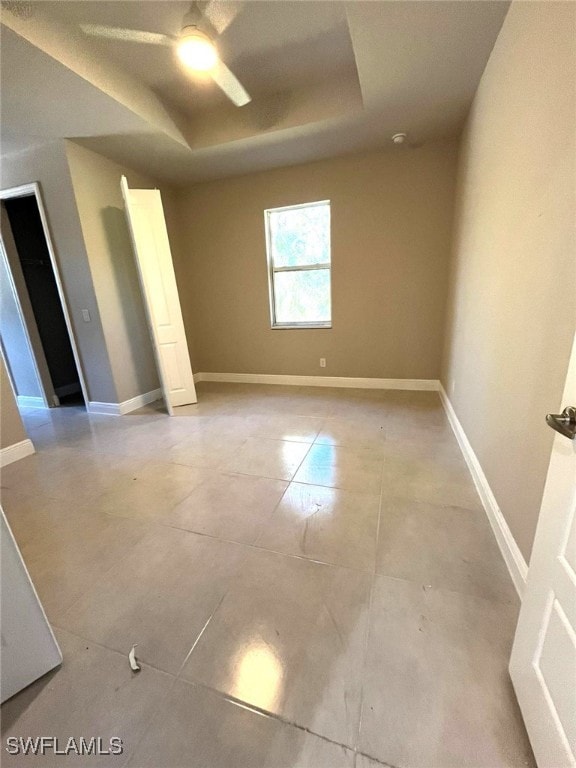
[264,199,332,330]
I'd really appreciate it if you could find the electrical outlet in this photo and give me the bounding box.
[81,309,91,322]
[320,358,326,368]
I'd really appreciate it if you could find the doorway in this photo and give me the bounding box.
[0,183,88,410]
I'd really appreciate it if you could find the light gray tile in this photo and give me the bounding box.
[167,472,288,543]
[127,680,354,768]
[377,497,517,603]
[1,628,173,767]
[82,462,211,521]
[355,754,392,768]
[381,451,482,511]
[248,414,324,443]
[258,482,379,570]
[222,438,311,481]
[182,548,371,746]
[384,410,451,439]
[4,501,150,622]
[2,490,71,548]
[315,418,387,453]
[88,422,182,460]
[379,434,462,462]
[359,575,534,768]
[0,448,113,505]
[284,394,338,418]
[294,444,383,494]
[60,526,247,673]
[165,432,249,469]
[5,385,533,768]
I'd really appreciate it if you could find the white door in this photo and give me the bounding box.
[1,507,62,702]
[121,176,197,415]
[510,331,576,768]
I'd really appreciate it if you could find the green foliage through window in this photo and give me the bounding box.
[265,201,331,327]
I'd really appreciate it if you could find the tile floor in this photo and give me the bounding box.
[1,383,535,768]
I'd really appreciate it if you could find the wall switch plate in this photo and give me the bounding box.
[320,358,326,368]
[81,309,91,322]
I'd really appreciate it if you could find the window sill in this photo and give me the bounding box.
[271,323,332,330]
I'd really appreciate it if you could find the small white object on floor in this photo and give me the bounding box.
[128,644,141,672]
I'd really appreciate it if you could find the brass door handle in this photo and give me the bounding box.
[546,406,576,440]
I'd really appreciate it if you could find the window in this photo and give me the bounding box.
[264,200,331,329]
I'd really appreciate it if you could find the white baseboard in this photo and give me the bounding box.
[17,396,45,409]
[194,372,440,391]
[439,385,528,599]
[86,401,120,416]
[0,438,35,467]
[118,388,162,415]
[87,388,162,417]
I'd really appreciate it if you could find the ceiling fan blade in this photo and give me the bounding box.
[210,60,251,107]
[80,24,174,46]
[199,1,243,35]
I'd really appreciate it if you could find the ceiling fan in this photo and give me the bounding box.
[80,4,251,107]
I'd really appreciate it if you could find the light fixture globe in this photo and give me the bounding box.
[177,26,217,71]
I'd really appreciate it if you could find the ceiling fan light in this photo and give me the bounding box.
[177,27,218,71]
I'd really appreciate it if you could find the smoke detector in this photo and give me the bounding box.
[392,133,408,145]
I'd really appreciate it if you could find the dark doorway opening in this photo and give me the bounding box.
[3,195,84,407]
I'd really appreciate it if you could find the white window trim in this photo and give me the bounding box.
[264,200,332,330]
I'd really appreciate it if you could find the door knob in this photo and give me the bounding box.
[546,406,576,440]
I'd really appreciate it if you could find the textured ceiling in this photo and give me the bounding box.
[1,1,510,184]
[42,1,357,115]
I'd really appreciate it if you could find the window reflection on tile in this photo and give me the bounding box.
[231,641,284,712]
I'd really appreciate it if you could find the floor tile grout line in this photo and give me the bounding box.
[35,420,383,759]
[44,624,182,768]
[118,670,180,768]
[286,435,315,482]
[173,530,257,678]
[52,545,259,691]
[354,456,386,755]
[10,488,503,603]
[8,494,510,622]
[355,749,401,768]
[33,627,396,768]
[57,535,254,681]
[48,623,178,678]
[9,387,507,768]
[174,594,227,678]
[163,465,386,493]
[156,520,378,577]
[180,677,363,757]
[46,519,153,626]
[250,474,297,549]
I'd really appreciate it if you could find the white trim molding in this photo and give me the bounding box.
[17,396,45,409]
[1,232,51,408]
[439,385,528,599]
[118,388,162,415]
[86,401,120,416]
[1,182,90,408]
[87,388,162,417]
[194,372,440,391]
[0,438,35,467]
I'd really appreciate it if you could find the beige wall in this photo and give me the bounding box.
[0,141,117,403]
[173,140,458,378]
[442,1,575,562]
[65,142,162,403]
[0,356,27,450]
